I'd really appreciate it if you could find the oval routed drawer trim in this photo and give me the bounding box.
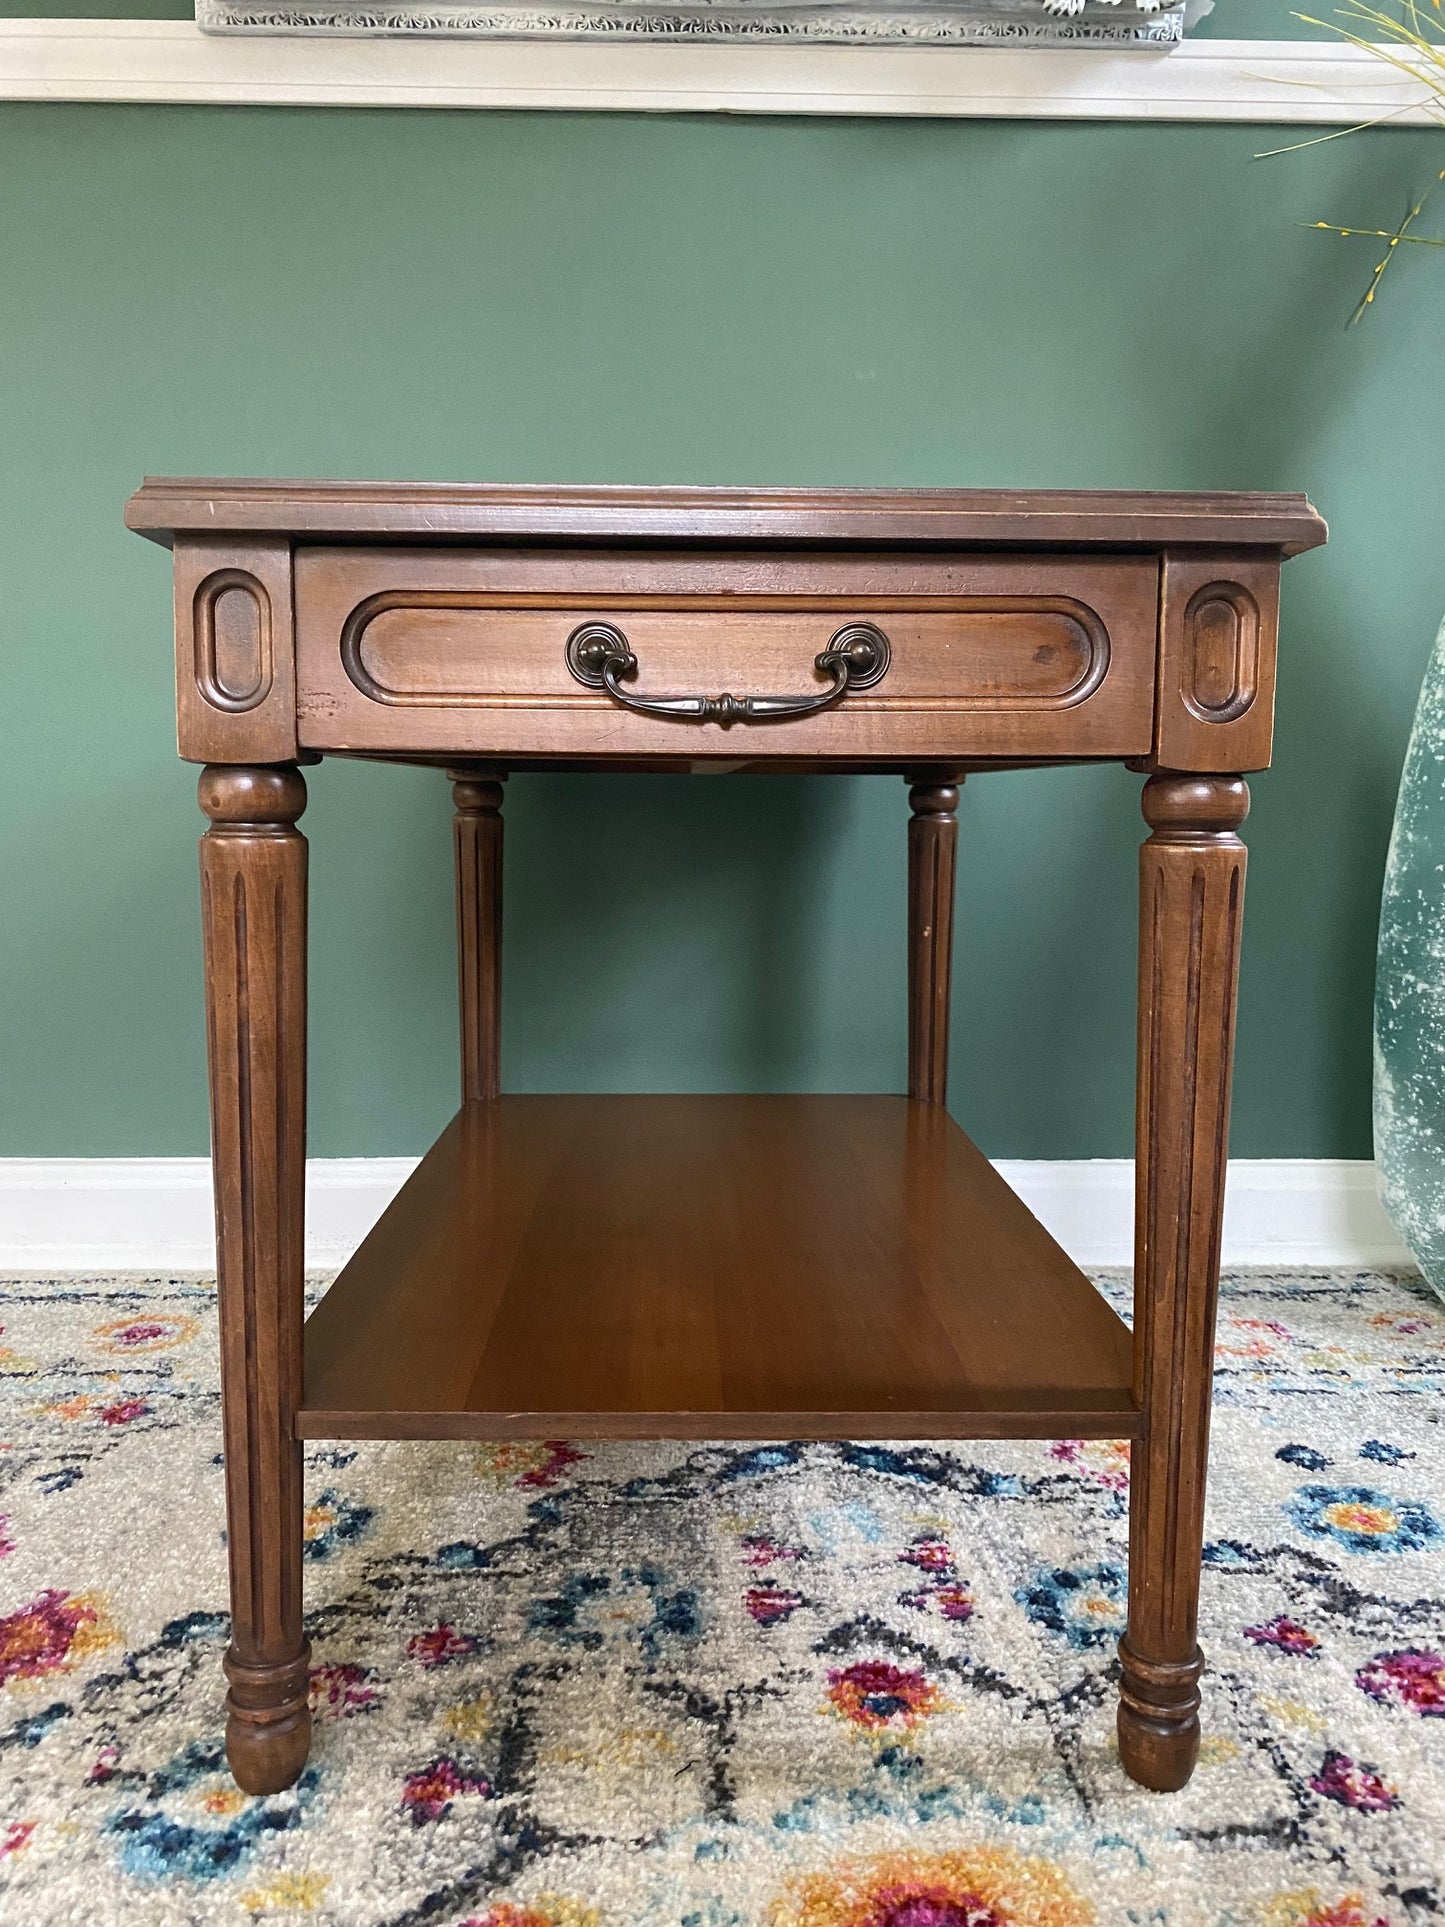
[295,546,1159,760]
[338,591,1111,713]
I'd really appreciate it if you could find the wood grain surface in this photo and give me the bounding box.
[299,1095,1138,1442]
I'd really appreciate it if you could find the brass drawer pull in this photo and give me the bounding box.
[565,620,890,727]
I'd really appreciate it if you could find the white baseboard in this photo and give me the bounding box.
[995,1158,1409,1270]
[0,23,1433,123]
[0,1152,1410,1274]
[0,1157,419,1274]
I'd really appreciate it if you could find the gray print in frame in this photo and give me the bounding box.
[196,0,1215,45]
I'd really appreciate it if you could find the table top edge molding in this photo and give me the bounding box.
[125,478,1329,555]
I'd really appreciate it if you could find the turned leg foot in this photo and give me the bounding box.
[225,1650,313,1795]
[1117,1641,1203,1792]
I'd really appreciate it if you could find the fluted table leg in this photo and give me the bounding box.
[1120,772,1248,1792]
[199,763,311,1796]
[451,772,504,1104]
[907,775,961,1106]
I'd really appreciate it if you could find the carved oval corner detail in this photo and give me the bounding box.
[194,570,273,713]
[1181,582,1259,724]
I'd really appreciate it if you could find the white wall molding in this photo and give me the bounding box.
[0,1156,421,1273]
[0,20,1436,121]
[0,1153,1410,1273]
[994,1157,1409,1270]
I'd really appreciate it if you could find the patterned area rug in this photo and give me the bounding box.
[0,1271,1443,1926]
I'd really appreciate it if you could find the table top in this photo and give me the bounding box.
[126,478,1328,555]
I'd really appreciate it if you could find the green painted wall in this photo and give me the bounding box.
[1196,0,1337,35]
[1,103,1440,1160]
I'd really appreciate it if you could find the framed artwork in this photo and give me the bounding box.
[196,0,1213,45]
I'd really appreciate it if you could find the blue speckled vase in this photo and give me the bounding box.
[1375,613,1445,1301]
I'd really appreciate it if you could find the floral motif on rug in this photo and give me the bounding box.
[0,1271,1442,1924]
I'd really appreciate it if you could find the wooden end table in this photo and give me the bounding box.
[126,479,1325,1799]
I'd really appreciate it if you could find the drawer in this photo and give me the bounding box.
[295,547,1160,762]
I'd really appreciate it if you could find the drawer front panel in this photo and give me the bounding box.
[296,548,1159,761]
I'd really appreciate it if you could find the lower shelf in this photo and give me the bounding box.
[299,1095,1139,1442]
